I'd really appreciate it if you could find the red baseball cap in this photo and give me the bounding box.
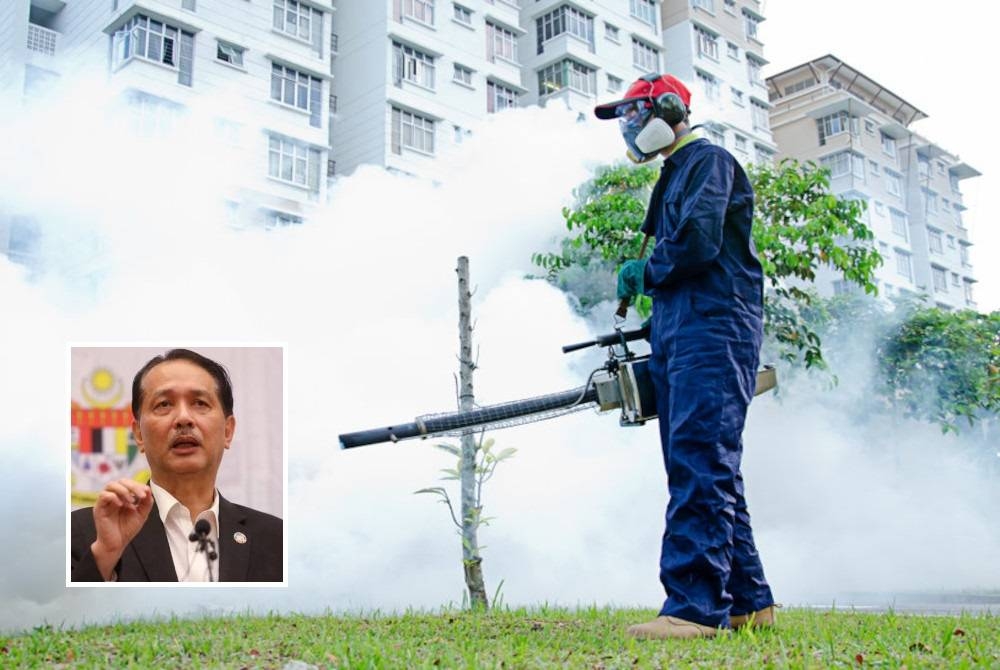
[594,74,692,120]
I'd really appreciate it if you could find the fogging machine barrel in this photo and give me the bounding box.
[339,386,599,449]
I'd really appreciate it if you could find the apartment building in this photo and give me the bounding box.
[0,0,338,264]
[330,1,669,179]
[331,0,522,179]
[517,0,663,112]
[659,0,775,165]
[767,55,980,310]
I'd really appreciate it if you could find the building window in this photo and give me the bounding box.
[487,80,518,113]
[453,3,472,25]
[605,22,620,43]
[630,0,657,27]
[734,134,747,153]
[931,266,947,293]
[273,0,324,56]
[917,156,930,179]
[885,170,902,198]
[895,250,912,280]
[271,62,323,127]
[694,26,718,61]
[816,111,856,145]
[730,87,744,106]
[112,15,195,86]
[890,209,908,240]
[401,0,435,25]
[783,78,816,96]
[693,0,714,11]
[960,243,971,266]
[536,5,594,54]
[453,63,473,86]
[951,272,960,287]
[868,160,879,176]
[964,280,974,304]
[874,201,885,216]
[755,146,775,166]
[391,107,435,154]
[921,188,938,214]
[632,37,659,71]
[268,135,321,190]
[927,228,943,254]
[864,119,875,135]
[743,10,760,41]
[724,0,736,13]
[486,22,517,63]
[746,56,763,86]
[125,91,185,137]
[607,74,623,92]
[216,41,245,67]
[268,210,303,228]
[833,280,862,297]
[727,41,739,59]
[820,151,864,180]
[393,41,436,89]
[707,126,725,147]
[949,173,960,193]
[880,132,896,158]
[696,71,719,101]
[751,100,769,131]
[538,59,596,97]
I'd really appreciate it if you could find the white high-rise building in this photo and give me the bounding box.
[767,55,980,310]
[659,0,775,165]
[330,0,525,179]
[1,0,338,262]
[330,1,667,179]
[518,0,662,112]
[3,0,786,262]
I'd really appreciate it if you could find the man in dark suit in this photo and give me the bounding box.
[70,349,282,582]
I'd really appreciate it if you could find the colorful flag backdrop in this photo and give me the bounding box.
[70,346,284,517]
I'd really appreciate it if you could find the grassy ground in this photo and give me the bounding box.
[2,607,997,669]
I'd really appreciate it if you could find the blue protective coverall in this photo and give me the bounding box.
[641,137,774,628]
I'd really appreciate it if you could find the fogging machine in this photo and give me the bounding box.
[338,325,776,448]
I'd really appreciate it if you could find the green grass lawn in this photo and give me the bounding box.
[2,607,997,669]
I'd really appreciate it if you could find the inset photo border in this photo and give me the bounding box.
[66,344,287,586]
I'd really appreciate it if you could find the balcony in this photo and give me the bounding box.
[27,23,59,56]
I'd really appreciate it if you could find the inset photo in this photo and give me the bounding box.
[68,346,285,585]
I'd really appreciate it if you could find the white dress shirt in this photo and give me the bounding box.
[149,481,221,582]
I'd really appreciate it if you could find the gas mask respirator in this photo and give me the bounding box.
[617,94,687,163]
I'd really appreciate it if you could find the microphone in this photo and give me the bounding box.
[188,518,218,581]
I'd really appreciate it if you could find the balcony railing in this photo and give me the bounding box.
[27,23,58,56]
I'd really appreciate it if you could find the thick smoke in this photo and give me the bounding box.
[0,78,997,633]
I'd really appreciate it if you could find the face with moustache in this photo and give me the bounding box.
[132,359,235,483]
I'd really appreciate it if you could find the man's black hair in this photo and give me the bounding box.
[131,349,234,419]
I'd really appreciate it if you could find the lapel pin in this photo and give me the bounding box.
[233,531,248,544]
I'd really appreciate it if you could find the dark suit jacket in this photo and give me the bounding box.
[70,494,282,582]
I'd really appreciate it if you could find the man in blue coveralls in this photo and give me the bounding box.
[594,74,776,639]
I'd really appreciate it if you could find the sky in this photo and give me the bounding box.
[1,4,999,635]
[761,0,999,311]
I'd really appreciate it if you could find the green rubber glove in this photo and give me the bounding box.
[617,259,647,300]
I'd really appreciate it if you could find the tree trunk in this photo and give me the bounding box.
[456,256,488,609]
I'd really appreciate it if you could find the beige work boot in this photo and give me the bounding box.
[627,615,722,640]
[729,605,777,630]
